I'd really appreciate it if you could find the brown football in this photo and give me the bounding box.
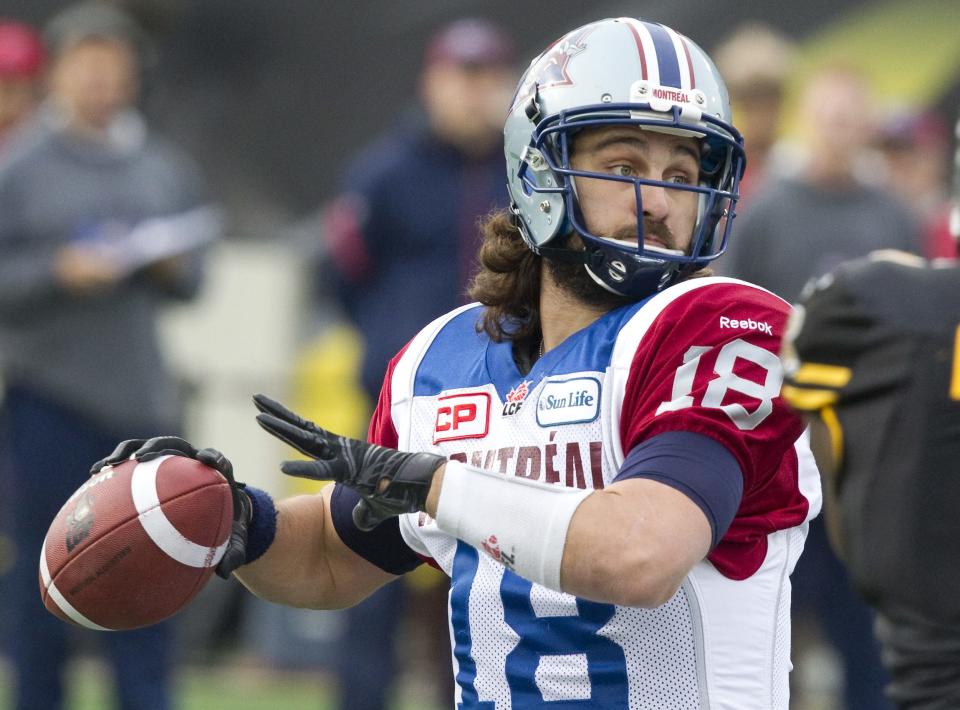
[39,455,233,630]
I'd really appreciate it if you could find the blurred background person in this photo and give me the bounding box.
[0,3,221,709]
[323,17,516,401]
[721,64,920,296]
[720,63,923,710]
[713,22,797,206]
[318,17,516,710]
[871,106,956,259]
[0,19,45,148]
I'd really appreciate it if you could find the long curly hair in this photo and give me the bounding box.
[468,209,542,343]
[467,208,713,343]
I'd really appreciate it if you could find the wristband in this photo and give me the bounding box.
[243,486,278,565]
[435,460,591,591]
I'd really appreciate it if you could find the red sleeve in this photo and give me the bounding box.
[620,282,810,579]
[364,340,442,570]
[366,341,411,447]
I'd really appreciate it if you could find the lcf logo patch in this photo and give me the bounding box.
[536,376,601,427]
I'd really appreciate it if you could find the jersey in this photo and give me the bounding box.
[782,251,960,625]
[368,276,820,709]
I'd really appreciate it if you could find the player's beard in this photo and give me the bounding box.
[545,221,680,309]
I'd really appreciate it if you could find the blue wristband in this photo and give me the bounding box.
[243,486,278,565]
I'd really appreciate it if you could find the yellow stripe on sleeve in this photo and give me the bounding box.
[789,363,853,389]
[781,384,839,411]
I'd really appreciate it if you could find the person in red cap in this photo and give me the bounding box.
[0,19,45,146]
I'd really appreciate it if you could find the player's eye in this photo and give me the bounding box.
[613,165,636,177]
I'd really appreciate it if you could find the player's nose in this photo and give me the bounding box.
[639,183,670,222]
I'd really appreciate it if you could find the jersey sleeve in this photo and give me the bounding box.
[781,251,937,414]
[618,278,811,579]
[366,343,409,447]
[781,262,878,413]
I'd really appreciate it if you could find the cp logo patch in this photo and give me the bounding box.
[433,392,491,444]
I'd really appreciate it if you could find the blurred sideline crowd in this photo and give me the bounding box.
[0,3,956,710]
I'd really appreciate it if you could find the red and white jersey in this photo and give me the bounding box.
[369,277,821,709]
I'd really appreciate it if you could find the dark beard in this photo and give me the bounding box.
[544,235,635,310]
[544,220,684,308]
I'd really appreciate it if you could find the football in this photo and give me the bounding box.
[39,454,234,630]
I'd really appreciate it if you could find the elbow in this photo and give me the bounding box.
[602,550,686,608]
[611,577,682,609]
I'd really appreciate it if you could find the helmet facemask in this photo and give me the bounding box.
[504,18,746,300]
[523,103,744,298]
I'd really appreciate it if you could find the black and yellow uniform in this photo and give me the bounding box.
[783,250,960,709]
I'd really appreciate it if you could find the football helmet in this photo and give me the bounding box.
[504,18,746,299]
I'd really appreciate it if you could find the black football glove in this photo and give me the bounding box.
[253,394,445,531]
[90,436,251,579]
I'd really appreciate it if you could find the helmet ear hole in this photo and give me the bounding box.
[518,163,534,196]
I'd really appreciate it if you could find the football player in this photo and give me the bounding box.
[97,18,820,708]
[781,117,960,708]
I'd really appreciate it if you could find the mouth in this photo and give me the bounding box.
[602,235,683,256]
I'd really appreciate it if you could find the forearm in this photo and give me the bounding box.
[428,464,711,607]
[234,487,394,609]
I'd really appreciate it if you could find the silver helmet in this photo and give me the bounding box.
[504,17,746,299]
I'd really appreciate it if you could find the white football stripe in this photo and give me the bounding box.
[131,455,228,568]
[39,538,111,631]
[622,17,660,86]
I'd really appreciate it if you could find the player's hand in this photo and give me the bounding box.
[90,436,252,579]
[253,394,445,531]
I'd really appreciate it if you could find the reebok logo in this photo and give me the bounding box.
[719,315,773,335]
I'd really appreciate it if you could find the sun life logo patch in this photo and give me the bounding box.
[536,376,601,427]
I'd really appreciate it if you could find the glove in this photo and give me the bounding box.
[91,436,252,579]
[253,394,445,531]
